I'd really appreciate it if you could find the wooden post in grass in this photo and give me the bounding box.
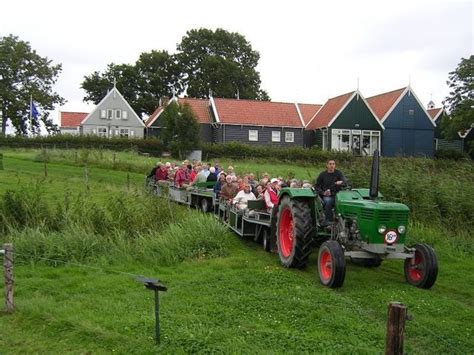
[385,302,407,355]
[0,153,3,170]
[2,244,14,313]
[127,173,130,191]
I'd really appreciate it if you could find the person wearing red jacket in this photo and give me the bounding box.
[264,178,279,211]
[174,163,189,188]
[155,164,168,181]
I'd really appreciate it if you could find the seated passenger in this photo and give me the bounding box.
[147,162,161,180]
[207,167,218,182]
[173,163,189,188]
[255,184,265,200]
[194,167,207,183]
[214,173,227,198]
[155,163,168,181]
[233,183,256,210]
[220,175,237,202]
[264,178,279,211]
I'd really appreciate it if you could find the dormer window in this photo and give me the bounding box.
[115,110,121,119]
[107,109,113,119]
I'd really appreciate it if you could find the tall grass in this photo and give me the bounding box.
[0,187,232,265]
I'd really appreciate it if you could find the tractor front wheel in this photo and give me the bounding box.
[404,243,438,289]
[276,196,313,268]
[318,240,346,288]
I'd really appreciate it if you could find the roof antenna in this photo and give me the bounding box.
[209,88,213,98]
[236,88,240,100]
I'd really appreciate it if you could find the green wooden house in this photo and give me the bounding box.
[305,90,383,156]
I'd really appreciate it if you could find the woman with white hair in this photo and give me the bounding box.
[233,183,256,210]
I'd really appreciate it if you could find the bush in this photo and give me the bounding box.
[434,149,468,160]
[202,142,354,164]
[0,135,166,156]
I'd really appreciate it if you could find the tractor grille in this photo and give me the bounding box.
[360,208,375,220]
[360,208,408,223]
[378,210,408,223]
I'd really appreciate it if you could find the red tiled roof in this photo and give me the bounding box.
[213,98,303,127]
[297,103,323,126]
[427,108,443,120]
[60,112,88,127]
[366,87,406,120]
[306,92,355,130]
[178,98,212,124]
[145,106,163,127]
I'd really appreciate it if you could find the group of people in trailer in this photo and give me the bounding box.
[147,158,346,225]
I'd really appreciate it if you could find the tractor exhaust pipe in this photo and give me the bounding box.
[369,149,380,199]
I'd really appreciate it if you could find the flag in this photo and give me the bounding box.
[31,102,39,120]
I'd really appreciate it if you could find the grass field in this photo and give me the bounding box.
[0,148,473,353]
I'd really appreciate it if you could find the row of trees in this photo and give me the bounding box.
[81,28,270,118]
[0,31,471,143]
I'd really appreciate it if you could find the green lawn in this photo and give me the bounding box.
[0,148,473,353]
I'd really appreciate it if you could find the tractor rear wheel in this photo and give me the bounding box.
[404,243,438,289]
[318,240,346,288]
[262,228,271,252]
[276,196,313,268]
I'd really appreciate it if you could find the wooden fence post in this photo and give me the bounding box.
[385,302,407,355]
[0,153,3,170]
[2,244,14,313]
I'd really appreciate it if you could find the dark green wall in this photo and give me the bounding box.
[330,95,382,131]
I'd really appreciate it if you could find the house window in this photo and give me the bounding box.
[272,131,281,142]
[97,127,107,137]
[119,128,129,138]
[249,130,258,141]
[122,111,128,120]
[100,110,107,119]
[115,110,121,119]
[107,109,113,119]
[331,129,350,151]
[285,131,294,143]
[408,109,414,116]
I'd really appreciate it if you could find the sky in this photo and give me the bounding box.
[1,0,473,124]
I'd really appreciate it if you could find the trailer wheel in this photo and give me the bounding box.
[276,196,313,268]
[404,243,438,289]
[318,240,346,288]
[262,228,271,252]
[200,198,210,212]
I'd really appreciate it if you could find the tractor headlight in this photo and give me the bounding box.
[398,225,406,234]
[378,225,387,234]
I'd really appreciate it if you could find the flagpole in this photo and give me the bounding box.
[30,94,33,135]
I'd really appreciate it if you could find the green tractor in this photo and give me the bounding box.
[275,151,438,289]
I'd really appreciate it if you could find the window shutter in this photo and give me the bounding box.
[100,110,106,119]
[122,111,128,119]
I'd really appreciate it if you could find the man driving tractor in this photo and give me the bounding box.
[314,159,347,226]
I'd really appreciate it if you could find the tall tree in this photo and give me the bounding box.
[176,28,270,100]
[81,51,178,118]
[0,34,64,135]
[160,101,200,158]
[442,55,474,140]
